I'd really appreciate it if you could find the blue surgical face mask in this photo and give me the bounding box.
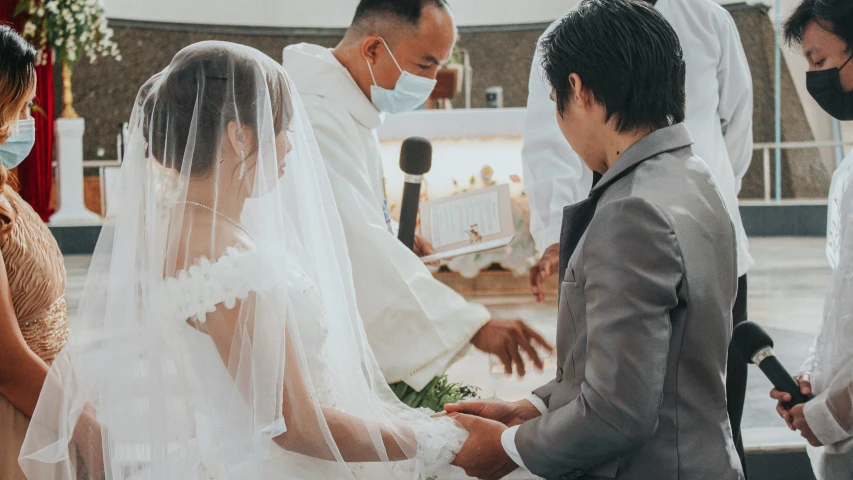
[0,118,36,169]
[366,38,437,114]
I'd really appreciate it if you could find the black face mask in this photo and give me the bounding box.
[807,53,853,120]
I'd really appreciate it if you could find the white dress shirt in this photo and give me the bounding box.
[522,0,755,277]
[500,395,548,470]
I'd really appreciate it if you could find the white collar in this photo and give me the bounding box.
[283,43,385,130]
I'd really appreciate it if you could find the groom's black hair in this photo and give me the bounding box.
[540,0,685,134]
[351,0,450,27]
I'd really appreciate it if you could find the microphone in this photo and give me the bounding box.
[731,321,810,406]
[397,137,432,251]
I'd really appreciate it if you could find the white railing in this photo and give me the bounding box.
[754,140,853,202]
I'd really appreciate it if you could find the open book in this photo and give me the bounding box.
[419,183,515,263]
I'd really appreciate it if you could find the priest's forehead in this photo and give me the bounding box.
[351,0,457,66]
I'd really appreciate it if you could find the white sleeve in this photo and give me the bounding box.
[804,396,852,447]
[526,394,548,415]
[804,357,853,448]
[501,426,527,470]
[302,97,489,391]
[716,12,754,194]
[499,395,549,469]
[521,40,593,252]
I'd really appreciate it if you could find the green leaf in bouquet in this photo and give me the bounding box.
[401,389,420,407]
[390,375,480,413]
[390,381,410,399]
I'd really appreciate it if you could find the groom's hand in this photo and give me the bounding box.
[450,413,517,480]
[470,319,554,376]
[444,399,541,427]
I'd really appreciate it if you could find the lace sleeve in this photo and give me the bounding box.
[391,408,469,474]
[156,246,281,325]
[414,414,468,466]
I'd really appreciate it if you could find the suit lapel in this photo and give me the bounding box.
[558,198,597,288]
[557,124,695,291]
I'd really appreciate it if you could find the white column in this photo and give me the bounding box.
[50,118,101,225]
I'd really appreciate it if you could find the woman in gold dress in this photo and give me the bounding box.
[0,26,101,479]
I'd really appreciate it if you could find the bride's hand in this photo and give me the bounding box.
[72,403,106,479]
[443,399,541,427]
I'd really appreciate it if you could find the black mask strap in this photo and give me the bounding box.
[840,52,853,72]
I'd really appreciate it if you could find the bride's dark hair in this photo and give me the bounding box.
[141,45,293,176]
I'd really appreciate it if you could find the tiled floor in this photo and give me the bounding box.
[61,237,831,450]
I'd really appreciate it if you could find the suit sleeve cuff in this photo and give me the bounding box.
[527,394,549,415]
[804,394,853,446]
[501,425,527,469]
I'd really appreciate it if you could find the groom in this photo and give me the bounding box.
[446,1,744,479]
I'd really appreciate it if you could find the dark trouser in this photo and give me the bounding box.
[728,274,749,477]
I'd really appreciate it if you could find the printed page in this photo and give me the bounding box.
[430,189,501,249]
[419,184,515,263]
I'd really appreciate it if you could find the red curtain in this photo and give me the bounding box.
[2,0,55,222]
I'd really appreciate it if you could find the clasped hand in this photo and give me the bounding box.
[769,373,822,447]
[443,399,542,479]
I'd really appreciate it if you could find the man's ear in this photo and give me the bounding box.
[362,36,383,65]
[569,73,592,110]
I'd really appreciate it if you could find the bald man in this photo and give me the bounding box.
[283,0,551,398]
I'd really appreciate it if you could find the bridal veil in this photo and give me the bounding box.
[19,41,466,480]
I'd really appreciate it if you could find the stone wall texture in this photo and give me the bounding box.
[62,3,828,199]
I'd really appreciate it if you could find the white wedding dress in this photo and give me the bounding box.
[19,42,467,480]
[151,243,465,479]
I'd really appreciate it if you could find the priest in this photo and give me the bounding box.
[283,0,551,398]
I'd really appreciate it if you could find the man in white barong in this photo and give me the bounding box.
[283,0,551,398]
[522,0,755,473]
[771,1,853,478]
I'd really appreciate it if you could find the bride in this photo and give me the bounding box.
[18,41,467,479]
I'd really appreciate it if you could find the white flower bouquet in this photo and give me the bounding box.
[15,0,120,67]
[15,0,121,117]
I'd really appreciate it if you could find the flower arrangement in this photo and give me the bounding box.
[15,0,121,118]
[16,0,120,66]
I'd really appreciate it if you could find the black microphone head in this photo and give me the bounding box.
[731,321,774,364]
[399,137,432,175]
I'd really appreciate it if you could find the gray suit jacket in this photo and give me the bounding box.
[515,124,743,480]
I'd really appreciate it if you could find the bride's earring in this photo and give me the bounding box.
[239,150,246,179]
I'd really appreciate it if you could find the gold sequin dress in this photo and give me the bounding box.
[0,186,68,479]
